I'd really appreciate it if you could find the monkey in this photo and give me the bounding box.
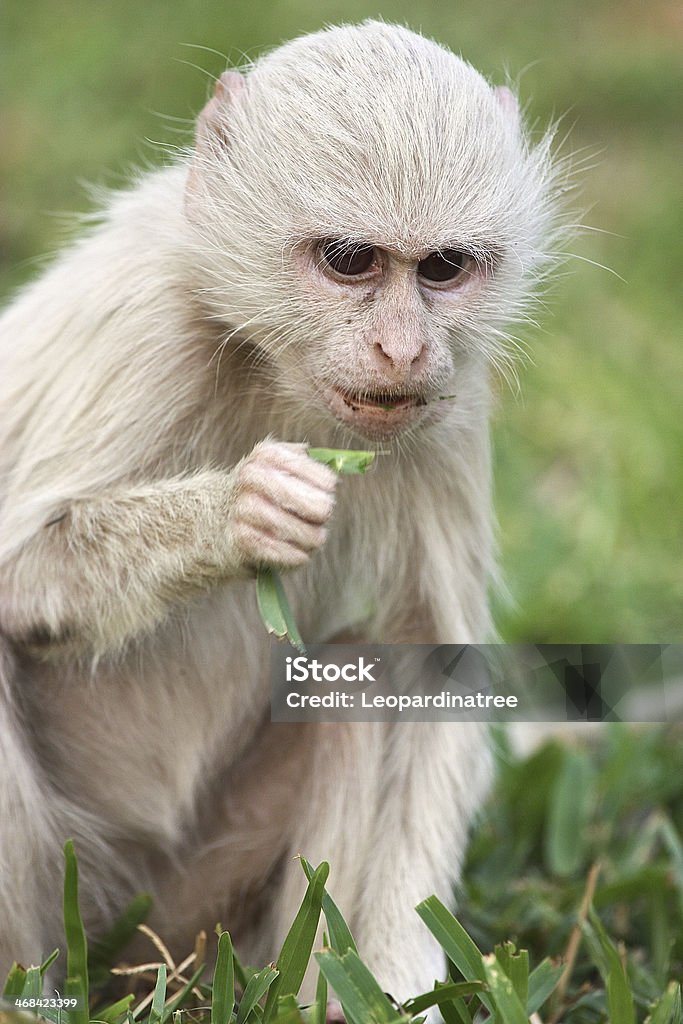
[0,19,560,1018]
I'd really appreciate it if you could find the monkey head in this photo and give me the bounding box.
[186,21,560,442]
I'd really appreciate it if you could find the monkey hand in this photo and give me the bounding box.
[227,441,338,571]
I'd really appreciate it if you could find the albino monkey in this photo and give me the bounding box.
[0,20,560,1018]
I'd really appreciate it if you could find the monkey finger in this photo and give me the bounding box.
[240,466,335,524]
[231,522,313,569]
[255,442,339,492]
[235,495,328,551]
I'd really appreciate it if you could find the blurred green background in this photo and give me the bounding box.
[1,0,680,642]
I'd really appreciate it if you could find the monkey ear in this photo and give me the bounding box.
[494,85,520,121]
[186,71,245,209]
[195,70,246,154]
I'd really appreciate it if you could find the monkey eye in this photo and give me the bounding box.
[320,240,376,277]
[418,249,472,285]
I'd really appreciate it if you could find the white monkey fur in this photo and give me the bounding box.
[0,20,560,1011]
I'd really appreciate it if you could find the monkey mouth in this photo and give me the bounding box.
[324,386,429,438]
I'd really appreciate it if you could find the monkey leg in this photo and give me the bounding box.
[266,722,384,989]
[0,642,63,977]
[352,721,491,1001]
[269,718,491,1017]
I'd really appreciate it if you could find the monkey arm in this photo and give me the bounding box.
[0,442,337,658]
[0,470,243,656]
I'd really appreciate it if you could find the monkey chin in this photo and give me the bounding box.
[323,385,432,441]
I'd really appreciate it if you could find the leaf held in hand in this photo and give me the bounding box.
[307,447,375,474]
[256,567,306,654]
[255,447,374,649]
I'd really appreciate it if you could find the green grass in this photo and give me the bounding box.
[2,727,681,1023]
[0,0,680,644]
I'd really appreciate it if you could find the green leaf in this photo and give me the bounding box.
[403,981,484,1014]
[313,966,328,1024]
[584,908,636,1024]
[527,957,564,1014]
[148,964,168,1024]
[314,949,403,1024]
[307,449,375,474]
[545,748,595,877]
[232,950,254,993]
[39,949,60,977]
[647,981,682,1024]
[439,999,473,1024]
[212,931,235,1024]
[17,978,63,1024]
[482,955,529,1024]
[95,993,135,1024]
[657,816,683,916]
[63,839,89,1024]
[161,965,206,1024]
[263,862,329,1020]
[256,567,306,654]
[415,896,493,1015]
[493,941,528,1009]
[20,966,42,1000]
[2,963,28,998]
[270,994,304,1023]
[255,448,374,650]
[301,858,357,956]
[236,966,279,1024]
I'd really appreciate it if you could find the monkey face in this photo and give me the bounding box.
[278,238,492,441]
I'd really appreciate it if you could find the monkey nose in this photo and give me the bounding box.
[372,340,427,379]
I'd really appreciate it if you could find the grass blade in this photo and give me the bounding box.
[148,964,167,1024]
[263,862,329,1020]
[39,950,60,977]
[527,957,564,1014]
[270,993,304,1023]
[439,999,473,1024]
[96,994,136,1023]
[493,941,528,1009]
[584,908,636,1024]
[20,966,42,1000]
[95,993,135,1023]
[545,748,595,877]
[301,858,357,955]
[482,954,528,1024]
[212,931,235,1024]
[63,839,89,1024]
[161,965,205,1023]
[314,949,403,1024]
[236,966,279,1024]
[232,950,253,993]
[403,981,484,1014]
[313,966,328,1024]
[2,964,27,998]
[415,896,493,1014]
[647,981,682,1024]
